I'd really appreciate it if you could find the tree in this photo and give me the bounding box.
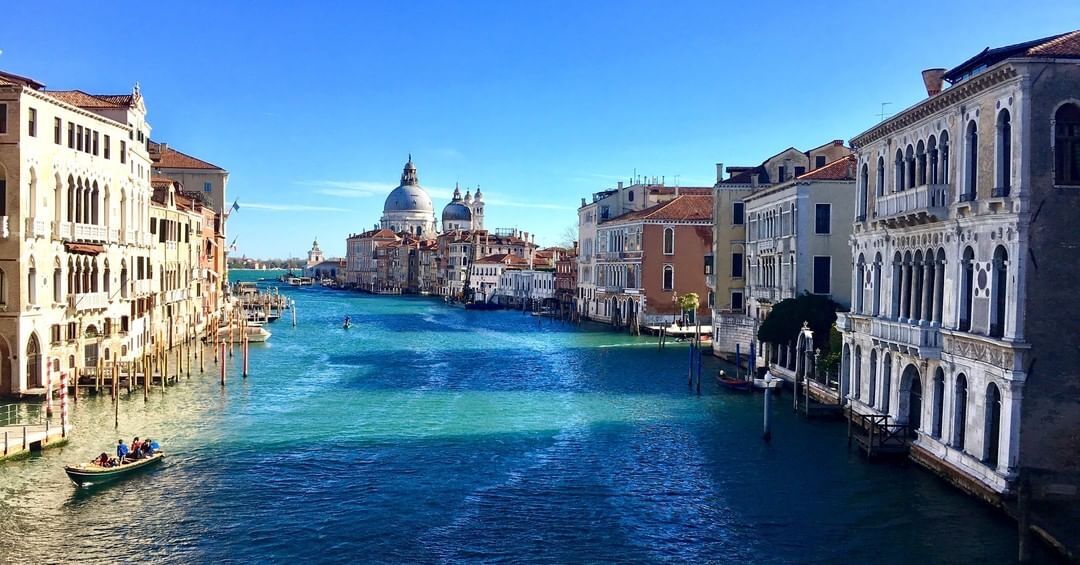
[756,292,840,352]
[676,292,700,314]
[557,224,578,249]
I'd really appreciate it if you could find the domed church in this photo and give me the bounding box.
[380,156,438,238]
[441,183,484,232]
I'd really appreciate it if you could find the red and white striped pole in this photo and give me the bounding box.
[44,361,53,418]
[219,341,227,386]
[60,371,68,438]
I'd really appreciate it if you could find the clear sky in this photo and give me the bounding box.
[4,1,1077,257]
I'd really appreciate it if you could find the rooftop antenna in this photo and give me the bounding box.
[877,102,893,122]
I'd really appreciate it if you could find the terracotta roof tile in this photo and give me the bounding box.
[606,194,713,224]
[796,155,856,181]
[46,90,132,109]
[150,141,224,170]
[0,70,45,89]
[1027,29,1080,57]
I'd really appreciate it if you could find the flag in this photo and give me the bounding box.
[231,200,240,212]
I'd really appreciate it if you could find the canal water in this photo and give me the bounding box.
[0,271,1025,563]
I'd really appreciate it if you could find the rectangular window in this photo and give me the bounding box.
[815,203,831,234]
[84,128,91,152]
[68,122,75,148]
[203,182,212,193]
[732,202,745,225]
[731,291,744,311]
[54,117,62,144]
[0,103,7,133]
[92,131,99,155]
[731,252,744,277]
[150,218,157,234]
[104,135,111,159]
[813,256,832,294]
[120,140,127,164]
[795,166,806,177]
[28,108,37,137]
[51,324,62,344]
[76,125,83,151]
[703,255,714,275]
[815,155,827,168]
[777,166,786,183]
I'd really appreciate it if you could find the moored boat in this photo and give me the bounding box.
[218,323,271,343]
[64,452,165,487]
[716,372,752,392]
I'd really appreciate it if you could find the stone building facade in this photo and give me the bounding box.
[837,31,1080,497]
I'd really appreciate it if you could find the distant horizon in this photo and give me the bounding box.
[4,1,1077,256]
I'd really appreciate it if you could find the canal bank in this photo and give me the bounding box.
[0,275,1049,563]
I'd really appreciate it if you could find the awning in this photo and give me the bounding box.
[64,242,105,255]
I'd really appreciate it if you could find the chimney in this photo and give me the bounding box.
[751,172,759,188]
[716,163,724,184]
[581,197,586,207]
[922,68,946,97]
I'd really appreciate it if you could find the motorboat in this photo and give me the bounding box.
[716,371,752,392]
[65,452,165,487]
[218,323,271,343]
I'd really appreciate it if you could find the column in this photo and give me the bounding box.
[933,258,945,324]
[921,259,934,325]
[900,261,911,321]
[999,380,1023,474]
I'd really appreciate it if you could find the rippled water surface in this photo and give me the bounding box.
[0,271,1024,563]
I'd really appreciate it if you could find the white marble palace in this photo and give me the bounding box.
[837,31,1080,498]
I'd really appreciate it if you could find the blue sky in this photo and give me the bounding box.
[5,1,1077,257]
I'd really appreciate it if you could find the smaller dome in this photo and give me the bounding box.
[442,201,472,222]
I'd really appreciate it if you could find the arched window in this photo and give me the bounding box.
[25,333,42,388]
[984,382,1002,466]
[868,348,878,407]
[841,344,851,399]
[995,110,1012,196]
[858,163,869,219]
[906,144,916,189]
[881,353,892,414]
[916,141,927,185]
[872,252,882,316]
[91,181,100,225]
[963,121,978,201]
[876,156,886,197]
[662,265,673,290]
[928,135,939,184]
[1054,103,1080,186]
[953,373,968,449]
[931,368,945,438]
[891,252,903,318]
[854,254,865,313]
[53,262,62,304]
[27,259,37,306]
[894,149,905,192]
[663,227,674,255]
[853,346,862,400]
[940,131,951,184]
[990,246,1008,337]
[26,167,37,219]
[959,247,975,331]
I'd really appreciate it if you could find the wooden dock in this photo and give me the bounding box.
[847,407,911,459]
[0,420,70,460]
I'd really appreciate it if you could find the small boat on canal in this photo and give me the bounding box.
[343,316,352,329]
[218,323,272,343]
[64,452,165,487]
[716,371,752,392]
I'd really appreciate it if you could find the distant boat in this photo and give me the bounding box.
[716,372,752,392]
[64,452,165,487]
[218,323,272,343]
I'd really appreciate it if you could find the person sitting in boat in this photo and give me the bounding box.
[148,439,160,453]
[93,452,110,467]
[141,439,154,457]
[116,439,129,463]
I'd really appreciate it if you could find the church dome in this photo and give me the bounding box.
[442,201,472,222]
[382,156,434,213]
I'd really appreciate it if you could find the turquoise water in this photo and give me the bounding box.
[0,270,1025,563]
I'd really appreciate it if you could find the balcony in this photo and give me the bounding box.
[108,228,121,243]
[124,229,138,244]
[134,279,153,295]
[870,318,941,358]
[874,184,949,227]
[73,223,107,241]
[0,216,7,239]
[165,241,177,251]
[68,292,108,311]
[165,288,188,304]
[25,217,49,239]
